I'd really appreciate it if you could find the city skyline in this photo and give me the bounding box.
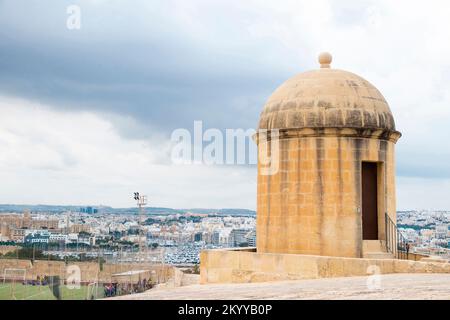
[1,1,450,210]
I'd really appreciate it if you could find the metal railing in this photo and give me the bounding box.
[385,212,409,260]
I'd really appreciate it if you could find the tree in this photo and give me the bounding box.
[1,247,45,260]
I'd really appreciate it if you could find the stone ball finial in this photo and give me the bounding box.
[318,52,332,68]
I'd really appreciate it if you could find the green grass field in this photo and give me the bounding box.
[0,282,105,300]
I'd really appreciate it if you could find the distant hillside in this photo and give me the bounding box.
[0,204,109,213]
[184,208,256,216]
[0,204,255,216]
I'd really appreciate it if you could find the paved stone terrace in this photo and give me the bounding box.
[110,273,450,300]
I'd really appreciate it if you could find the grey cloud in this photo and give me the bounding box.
[0,0,449,183]
[0,0,292,138]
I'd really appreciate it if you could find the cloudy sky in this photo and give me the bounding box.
[0,0,449,210]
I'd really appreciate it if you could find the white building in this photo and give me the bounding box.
[49,234,68,242]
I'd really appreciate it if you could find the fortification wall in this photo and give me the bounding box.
[257,135,397,258]
[0,259,174,284]
[200,249,450,284]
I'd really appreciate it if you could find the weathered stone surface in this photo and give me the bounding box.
[259,68,396,132]
[200,250,450,285]
[257,135,398,257]
[110,274,450,300]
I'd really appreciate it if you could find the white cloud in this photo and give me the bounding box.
[0,96,256,208]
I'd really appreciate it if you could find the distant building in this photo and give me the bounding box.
[70,224,91,234]
[229,229,252,247]
[435,225,448,239]
[49,233,68,243]
[245,230,256,247]
[24,231,50,244]
[67,233,79,244]
[0,212,57,241]
[211,231,220,246]
[194,232,202,242]
[79,207,98,214]
[10,228,26,242]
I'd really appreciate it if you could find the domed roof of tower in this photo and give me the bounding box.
[258,52,396,132]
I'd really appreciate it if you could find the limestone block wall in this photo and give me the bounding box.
[257,130,398,258]
[30,260,66,279]
[0,259,174,284]
[0,258,32,273]
[99,263,173,283]
[76,262,101,282]
[200,249,450,284]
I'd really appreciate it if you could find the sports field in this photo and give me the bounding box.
[0,282,105,300]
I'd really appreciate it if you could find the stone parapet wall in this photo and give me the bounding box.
[200,249,450,284]
[407,253,429,261]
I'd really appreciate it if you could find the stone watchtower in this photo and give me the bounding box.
[256,53,401,258]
